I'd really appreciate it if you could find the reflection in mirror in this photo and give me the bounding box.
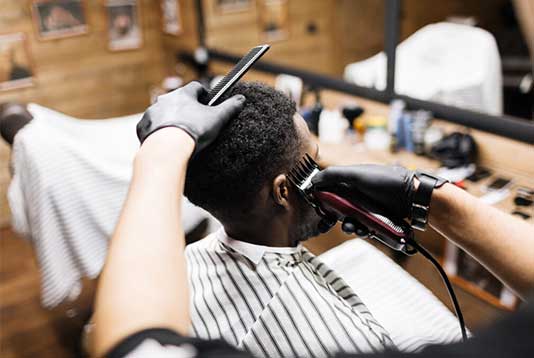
[394,0,533,120]
[203,0,385,86]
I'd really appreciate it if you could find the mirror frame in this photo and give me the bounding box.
[194,0,534,144]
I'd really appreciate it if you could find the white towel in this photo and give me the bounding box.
[344,22,502,115]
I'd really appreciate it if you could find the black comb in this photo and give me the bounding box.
[203,45,270,106]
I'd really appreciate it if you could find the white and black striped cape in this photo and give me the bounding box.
[185,229,396,358]
[7,104,210,308]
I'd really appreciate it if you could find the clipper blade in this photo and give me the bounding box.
[287,153,320,203]
[288,154,337,233]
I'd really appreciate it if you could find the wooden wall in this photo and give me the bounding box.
[332,0,385,75]
[0,0,189,228]
[162,0,199,70]
[401,0,509,40]
[200,0,511,78]
[203,0,339,76]
[201,0,387,78]
[0,0,167,118]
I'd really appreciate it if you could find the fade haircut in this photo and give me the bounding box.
[185,82,301,221]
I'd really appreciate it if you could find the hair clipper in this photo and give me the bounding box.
[288,154,417,255]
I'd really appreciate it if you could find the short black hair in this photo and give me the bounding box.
[185,82,300,221]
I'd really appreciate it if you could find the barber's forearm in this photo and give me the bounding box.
[93,128,194,357]
[429,183,534,300]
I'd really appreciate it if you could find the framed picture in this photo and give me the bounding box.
[0,33,35,91]
[443,241,519,310]
[106,0,143,51]
[161,0,182,35]
[31,0,89,40]
[215,0,251,14]
[257,0,289,42]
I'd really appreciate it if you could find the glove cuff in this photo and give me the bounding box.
[137,121,198,150]
[411,171,450,231]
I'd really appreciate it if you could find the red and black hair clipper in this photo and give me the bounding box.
[288,154,417,256]
[288,155,468,340]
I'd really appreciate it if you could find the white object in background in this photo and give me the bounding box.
[388,99,405,134]
[500,288,517,307]
[436,164,476,182]
[344,22,502,115]
[480,189,511,205]
[364,128,390,150]
[443,243,459,276]
[446,16,477,27]
[162,76,183,92]
[318,109,348,143]
[424,126,444,153]
[275,74,303,107]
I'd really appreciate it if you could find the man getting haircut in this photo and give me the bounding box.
[184,82,394,358]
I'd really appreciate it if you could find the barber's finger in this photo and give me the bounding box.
[311,166,353,191]
[181,81,204,98]
[213,94,246,122]
[341,217,369,236]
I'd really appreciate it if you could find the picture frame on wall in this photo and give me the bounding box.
[106,0,143,51]
[443,241,519,310]
[0,33,35,91]
[257,0,289,42]
[215,0,252,14]
[31,0,89,40]
[161,0,182,36]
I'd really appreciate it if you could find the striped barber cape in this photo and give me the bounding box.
[185,229,395,358]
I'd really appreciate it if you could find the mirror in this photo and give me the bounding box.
[395,0,533,121]
[203,0,386,87]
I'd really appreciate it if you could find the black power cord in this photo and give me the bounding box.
[409,239,468,342]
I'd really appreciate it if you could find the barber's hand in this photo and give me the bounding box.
[311,164,416,220]
[136,81,245,154]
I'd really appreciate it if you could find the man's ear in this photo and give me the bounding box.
[272,174,290,209]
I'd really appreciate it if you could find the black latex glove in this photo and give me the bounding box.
[311,164,416,221]
[136,81,245,153]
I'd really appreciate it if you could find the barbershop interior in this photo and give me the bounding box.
[1,0,534,357]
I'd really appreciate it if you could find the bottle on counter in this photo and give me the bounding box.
[363,115,390,150]
[318,109,349,144]
[412,110,432,155]
[388,99,405,152]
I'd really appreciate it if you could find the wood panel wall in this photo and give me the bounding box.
[401,0,509,40]
[201,0,387,78]
[332,0,385,75]
[0,0,180,228]
[0,0,167,117]
[203,0,339,76]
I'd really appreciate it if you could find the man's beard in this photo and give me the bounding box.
[291,197,323,244]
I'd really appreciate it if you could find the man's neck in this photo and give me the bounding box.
[223,217,294,248]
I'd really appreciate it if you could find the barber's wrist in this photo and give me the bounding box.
[427,182,455,228]
[136,127,194,167]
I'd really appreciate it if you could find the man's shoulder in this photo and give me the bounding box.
[185,229,221,255]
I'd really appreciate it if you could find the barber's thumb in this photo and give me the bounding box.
[215,95,246,120]
[341,217,369,237]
